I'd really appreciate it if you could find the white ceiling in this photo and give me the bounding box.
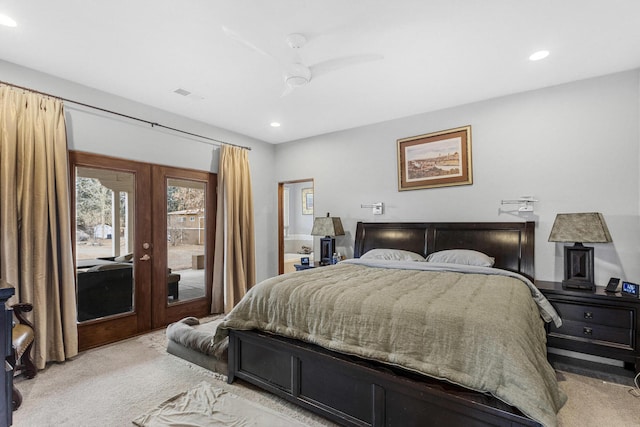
[1,1,640,144]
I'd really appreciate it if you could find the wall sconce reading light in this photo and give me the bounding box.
[361,202,384,215]
[501,196,538,212]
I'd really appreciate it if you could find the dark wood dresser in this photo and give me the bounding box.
[536,280,640,373]
[0,288,14,427]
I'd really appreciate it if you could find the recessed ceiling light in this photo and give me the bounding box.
[270,122,281,128]
[529,50,549,61]
[0,14,17,27]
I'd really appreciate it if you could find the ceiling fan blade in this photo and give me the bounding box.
[280,84,295,98]
[310,54,384,79]
[221,26,274,59]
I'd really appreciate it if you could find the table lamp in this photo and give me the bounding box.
[548,212,612,290]
[311,212,345,265]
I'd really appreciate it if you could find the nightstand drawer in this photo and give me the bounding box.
[551,301,633,329]
[549,319,633,348]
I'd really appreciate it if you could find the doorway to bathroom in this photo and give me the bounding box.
[278,179,314,274]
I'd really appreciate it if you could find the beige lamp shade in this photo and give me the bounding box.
[311,213,345,237]
[548,212,612,243]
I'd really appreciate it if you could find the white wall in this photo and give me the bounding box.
[275,70,640,285]
[0,59,278,282]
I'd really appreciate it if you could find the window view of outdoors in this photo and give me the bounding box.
[167,179,206,303]
[75,167,134,322]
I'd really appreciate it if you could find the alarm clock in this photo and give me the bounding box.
[621,281,639,298]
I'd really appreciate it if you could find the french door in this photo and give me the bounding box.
[151,165,215,326]
[70,151,215,350]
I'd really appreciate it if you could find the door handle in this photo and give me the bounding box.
[139,254,151,261]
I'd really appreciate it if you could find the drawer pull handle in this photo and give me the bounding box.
[583,327,593,335]
[583,312,593,319]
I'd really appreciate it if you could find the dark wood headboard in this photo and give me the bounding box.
[353,221,535,280]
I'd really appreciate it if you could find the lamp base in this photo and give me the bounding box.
[319,237,335,266]
[562,279,596,291]
[563,243,595,291]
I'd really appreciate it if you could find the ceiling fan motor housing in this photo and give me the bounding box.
[286,63,311,86]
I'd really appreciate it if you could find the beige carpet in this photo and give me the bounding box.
[555,370,640,426]
[12,326,334,427]
[11,323,640,427]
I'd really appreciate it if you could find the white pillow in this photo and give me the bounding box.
[425,249,495,267]
[360,248,425,261]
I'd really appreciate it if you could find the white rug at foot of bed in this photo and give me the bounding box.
[166,316,228,374]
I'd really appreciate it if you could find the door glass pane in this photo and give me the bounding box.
[166,178,206,303]
[75,167,135,322]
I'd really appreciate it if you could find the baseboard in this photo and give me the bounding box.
[548,352,635,387]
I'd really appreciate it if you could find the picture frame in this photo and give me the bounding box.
[302,188,313,215]
[397,125,472,191]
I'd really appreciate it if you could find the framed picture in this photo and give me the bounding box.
[302,188,313,214]
[397,126,472,191]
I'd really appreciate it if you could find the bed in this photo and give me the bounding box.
[215,221,566,427]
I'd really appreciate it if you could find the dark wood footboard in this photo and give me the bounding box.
[228,329,540,427]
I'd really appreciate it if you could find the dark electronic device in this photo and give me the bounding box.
[604,277,620,293]
[621,281,639,298]
[300,257,310,266]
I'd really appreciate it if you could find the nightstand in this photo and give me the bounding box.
[536,281,640,373]
[294,262,332,271]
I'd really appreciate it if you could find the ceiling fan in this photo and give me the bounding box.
[222,26,383,97]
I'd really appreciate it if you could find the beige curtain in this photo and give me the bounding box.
[212,144,256,314]
[0,84,78,369]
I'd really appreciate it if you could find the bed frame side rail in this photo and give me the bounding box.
[228,329,540,427]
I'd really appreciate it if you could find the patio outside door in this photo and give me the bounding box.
[71,152,214,351]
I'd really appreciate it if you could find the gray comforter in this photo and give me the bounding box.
[215,260,567,426]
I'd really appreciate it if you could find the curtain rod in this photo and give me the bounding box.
[0,80,252,151]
